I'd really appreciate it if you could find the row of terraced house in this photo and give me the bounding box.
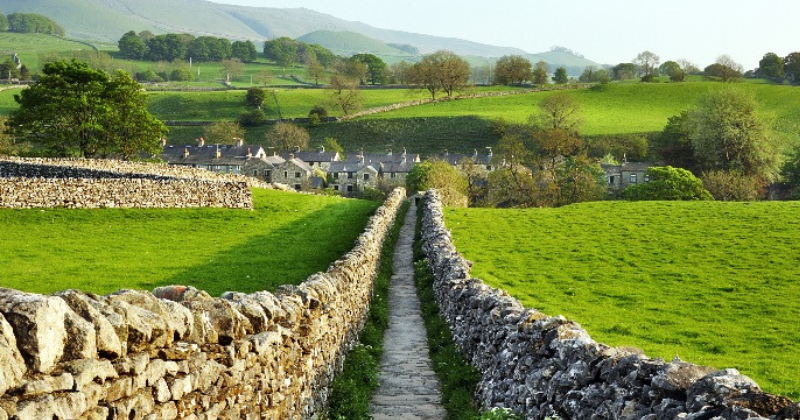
[154,138,651,194]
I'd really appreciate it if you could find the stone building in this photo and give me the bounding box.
[434,148,497,173]
[273,155,320,190]
[157,138,279,182]
[602,161,653,190]
[327,160,380,195]
[282,147,341,170]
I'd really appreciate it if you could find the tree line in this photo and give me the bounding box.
[118,30,259,63]
[0,13,64,37]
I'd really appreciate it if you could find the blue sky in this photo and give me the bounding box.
[209,0,800,68]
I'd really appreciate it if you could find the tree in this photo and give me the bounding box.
[231,40,257,62]
[552,67,568,84]
[612,63,637,80]
[255,69,273,86]
[0,116,16,154]
[623,166,713,201]
[222,59,243,83]
[578,66,610,84]
[783,52,800,84]
[306,56,325,86]
[204,121,245,145]
[494,55,533,85]
[705,55,743,82]
[0,14,8,32]
[7,60,166,158]
[118,31,148,60]
[532,93,582,132]
[0,59,20,82]
[689,89,777,180]
[652,111,696,170]
[389,61,413,85]
[406,159,468,207]
[6,13,64,36]
[246,87,266,109]
[350,54,387,85]
[187,36,231,62]
[659,61,681,76]
[321,137,344,158]
[633,51,660,77]
[410,50,471,99]
[263,37,299,68]
[701,170,761,201]
[757,52,785,81]
[327,74,363,116]
[266,122,309,152]
[532,61,549,85]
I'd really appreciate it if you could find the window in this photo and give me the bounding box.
[334,173,339,179]
[644,174,650,182]
[347,185,353,192]
[609,176,616,185]
[295,172,301,178]
[630,174,638,184]
[284,171,288,178]
[390,173,396,179]
[253,170,258,176]
[363,173,370,181]
[334,185,339,191]
[265,170,271,177]
[348,172,354,179]
[294,184,301,190]
[486,165,493,171]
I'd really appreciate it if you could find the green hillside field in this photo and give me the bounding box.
[443,201,800,398]
[0,32,99,71]
[0,188,380,296]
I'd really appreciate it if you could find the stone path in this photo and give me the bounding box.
[370,201,447,420]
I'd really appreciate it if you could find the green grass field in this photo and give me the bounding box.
[444,201,800,398]
[0,33,99,71]
[0,188,380,296]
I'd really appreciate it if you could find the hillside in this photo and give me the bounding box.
[297,30,410,57]
[0,0,597,68]
[444,201,800,398]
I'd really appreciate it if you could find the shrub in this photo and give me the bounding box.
[702,170,762,201]
[239,109,268,127]
[135,69,163,83]
[169,68,193,82]
[624,166,713,201]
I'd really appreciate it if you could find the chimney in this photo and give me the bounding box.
[319,145,325,153]
[198,137,205,147]
[387,148,392,156]
[160,138,167,147]
[294,146,300,153]
[474,149,478,156]
[444,149,449,156]
[183,147,190,158]
[487,147,493,157]
[289,153,295,160]
[235,138,244,147]
[247,147,252,159]
[215,146,221,159]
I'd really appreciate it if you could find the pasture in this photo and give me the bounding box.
[444,201,800,398]
[0,188,380,296]
[0,32,98,71]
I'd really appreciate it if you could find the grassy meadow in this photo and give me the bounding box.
[444,201,800,398]
[0,189,380,296]
[0,33,99,71]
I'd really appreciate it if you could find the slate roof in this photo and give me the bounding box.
[344,152,419,165]
[328,161,379,174]
[433,151,493,166]
[159,144,266,165]
[381,161,416,174]
[281,150,340,163]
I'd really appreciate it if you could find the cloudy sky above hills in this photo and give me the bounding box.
[210,0,799,68]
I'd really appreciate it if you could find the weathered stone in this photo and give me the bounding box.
[16,372,73,396]
[181,299,250,345]
[55,290,123,358]
[14,392,87,420]
[153,378,171,403]
[104,298,171,353]
[61,358,118,390]
[0,313,25,395]
[0,289,70,373]
[106,376,134,402]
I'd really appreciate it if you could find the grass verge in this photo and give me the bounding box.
[413,208,482,420]
[326,201,409,420]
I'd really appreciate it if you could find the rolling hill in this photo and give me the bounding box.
[0,0,599,70]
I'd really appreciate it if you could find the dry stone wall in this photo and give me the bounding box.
[0,187,405,420]
[0,158,276,210]
[420,190,798,420]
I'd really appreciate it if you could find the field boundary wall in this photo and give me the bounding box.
[420,189,798,420]
[0,187,405,419]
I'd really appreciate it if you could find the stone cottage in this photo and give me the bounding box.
[602,161,653,190]
[157,138,278,182]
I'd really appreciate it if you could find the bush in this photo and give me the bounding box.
[624,166,713,201]
[308,105,328,126]
[702,170,762,201]
[238,109,268,127]
[135,70,163,83]
[169,68,193,82]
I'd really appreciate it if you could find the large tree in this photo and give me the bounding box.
[757,52,785,81]
[266,122,309,152]
[612,62,637,80]
[624,166,713,201]
[118,31,148,60]
[532,93,582,132]
[532,61,550,85]
[689,89,777,180]
[411,50,471,99]
[231,40,258,62]
[705,55,743,82]
[494,55,533,85]
[327,74,363,116]
[7,60,166,158]
[784,52,800,84]
[263,37,299,68]
[633,50,660,77]
[0,14,8,32]
[203,121,245,145]
[552,67,568,84]
[406,159,468,207]
[350,54,387,85]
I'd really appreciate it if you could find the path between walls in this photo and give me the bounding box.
[370,201,446,420]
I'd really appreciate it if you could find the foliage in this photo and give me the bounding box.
[532,93,582,132]
[169,68,193,82]
[623,166,712,201]
[266,121,310,152]
[263,37,299,68]
[327,74,363,116]
[231,40,257,63]
[406,159,468,207]
[688,88,777,180]
[118,30,148,60]
[221,58,243,83]
[783,52,800,84]
[203,121,245,145]
[321,137,343,158]
[480,408,521,420]
[0,189,380,296]
[701,170,762,201]
[326,203,407,420]
[245,87,266,109]
[612,63,637,80]
[652,111,695,170]
[238,109,268,127]
[445,201,800,399]
[187,36,232,62]
[7,60,166,159]
[578,66,610,84]
[552,67,568,84]
[0,59,20,82]
[146,33,191,62]
[413,224,481,420]
[704,55,743,83]
[757,53,785,82]
[0,14,7,32]
[410,50,471,99]
[532,60,550,85]
[6,13,64,36]
[350,53,387,85]
[781,146,800,195]
[633,50,660,77]
[588,134,648,161]
[494,55,533,85]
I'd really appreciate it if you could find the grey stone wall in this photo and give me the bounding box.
[420,189,798,420]
[0,158,279,210]
[0,187,405,420]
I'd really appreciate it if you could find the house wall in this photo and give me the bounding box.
[419,189,795,420]
[0,188,406,420]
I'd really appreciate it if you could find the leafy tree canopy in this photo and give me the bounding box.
[624,166,713,201]
[6,13,64,36]
[406,159,468,207]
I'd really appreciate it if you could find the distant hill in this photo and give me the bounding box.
[0,0,600,70]
[298,31,408,57]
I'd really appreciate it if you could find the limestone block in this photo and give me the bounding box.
[80,406,110,420]
[181,299,250,345]
[14,392,87,420]
[55,290,122,358]
[153,378,171,403]
[16,372,73,396]
[105,376,133,402]
[221,292,272,334]
[107,290,187,348]
[61,358,118,390]
[103,298,170,353]
[0,289,70,373]
[0,313,25,395]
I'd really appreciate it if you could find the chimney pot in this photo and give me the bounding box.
[198,137,205,147]
[236,138,244,147]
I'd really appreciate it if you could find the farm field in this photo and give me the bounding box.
[0,32,99,71]
[444,201,800,398]
[0,188,380,296]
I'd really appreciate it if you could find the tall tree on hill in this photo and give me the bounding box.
[350,54,387,85]
[783,52,800,84]
[264,37,299,68]
[266,122,309,152]
[757,52,784,81]
[7,60,166,159]
[6,13,65,36]
[327,73,363,116]
[118,31,148,60]
[704,55,743,82]
[494,55,533,85]
[633,50,660,77]
[187,36,232,62]
[532,93,582,133]
[612,62,637,80]
[0,14,8,32]
[231,40,257,63]
[532,61,550,85]
[409,50,471,99]
[146,34,191,62]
